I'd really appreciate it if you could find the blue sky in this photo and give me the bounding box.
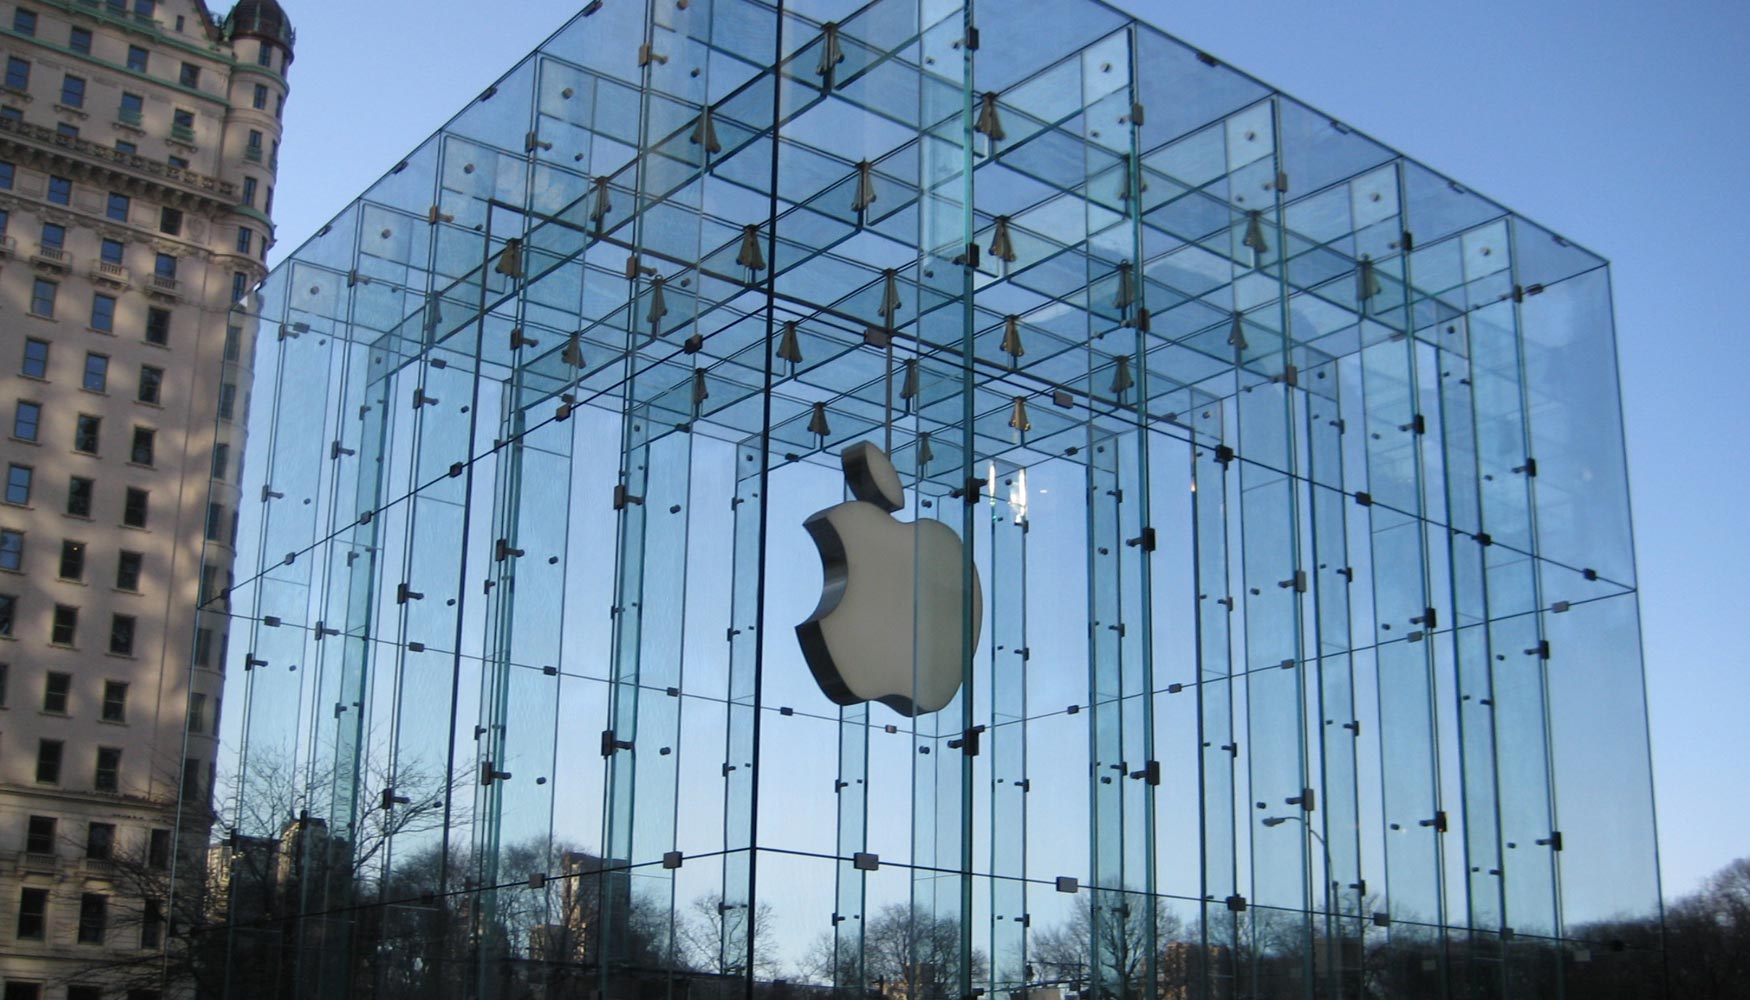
[263,0,1749,898]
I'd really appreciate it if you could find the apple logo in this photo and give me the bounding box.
[796,441,983,717]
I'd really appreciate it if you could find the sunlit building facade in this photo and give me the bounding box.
[0,1,289,997]
[210,2,1658,999]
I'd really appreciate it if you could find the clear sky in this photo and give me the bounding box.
[261,0,1750,899]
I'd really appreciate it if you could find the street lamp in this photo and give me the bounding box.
[1262,814,1342,996]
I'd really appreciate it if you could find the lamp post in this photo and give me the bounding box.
[1263,814,1342,998]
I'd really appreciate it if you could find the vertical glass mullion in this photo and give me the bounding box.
[1305,358,1364,997]
[988,475,1027,991]
[1120,28,1159,1000]
[1192,431,1240,999]
[1431,271,1507,1000]
[1235,91,1311,998]
[1360,156,1447,998]
[1495,219,1562,994]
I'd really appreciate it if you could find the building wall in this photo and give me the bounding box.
[0,1,285,996]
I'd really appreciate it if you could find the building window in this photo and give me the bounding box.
[138,365,163,404]
[43,671,69,712]
[94,748,120,792]
[13,401,40,442]
[106,192,129,222]
[127,46,148,72]
[217,383,237,421]
[210,445,230,485]
[86,822,114,860]
[36,739,63,783]
[60,74,85,109]
[242,176,257,206]
[145,307,170,345]
[123,488,147,528]
[66,477,92,517]
[70,26,91,54]
[0,106,22,123]
[147,829,170,869]
[265,185,274,213]
[50,605,77,645]
[5,464,32,505]
[275,94,284,119]
[21,339,48,377]
[77,893,106,944]
[119,90,144,125]
[252,83,268,110]
[130,426,153,466]
[58,540,83,580]
[170,107,193,141]
[0,162,9,191]
[100,239,124,265]
[154,252,177,278]
[109,615,134,655]
[247,128,263,155]
[73,414,100,454]
[46,176,70,205]
[258,40,272,66]
[194,627,212,666]
[231,271,249,303]
[115,138,135,154]
[0,529,20,571]
[0,593,14,634]
[0,662,7,706]
[141,899,164,949]
[39,223,65,252]
[90,292,118,331]
[83,353,108,392]
[158,207,183,236]
[30,278,57,317]
[0,207,8,236]
[4,57,30,91]
[17,888,47,939]
[237,227,253,254]
[188,691,205,732]
[25,816,54,855]
[180,757,200,802]
[179,62,200,88]
[101,682,127,723]
[116,551,142,590]
[12,8,36,35]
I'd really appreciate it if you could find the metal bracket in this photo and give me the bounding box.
[600,729,634,757]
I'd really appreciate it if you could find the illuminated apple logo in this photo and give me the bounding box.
[796,442,982,717]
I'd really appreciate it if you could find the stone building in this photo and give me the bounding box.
[0,1,290,997]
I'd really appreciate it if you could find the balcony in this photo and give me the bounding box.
[0,116,235,203]
[244,145,262,163]
[170,123,195,143]
[31,244,70,272]
[117,108,143,128]
[90,259,130,286]
[148,272,180,300]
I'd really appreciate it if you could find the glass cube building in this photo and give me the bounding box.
[198,1,1660,998]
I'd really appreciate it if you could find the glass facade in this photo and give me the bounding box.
[199,2,1658,999]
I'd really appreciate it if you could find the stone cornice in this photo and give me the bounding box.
[0,114,238,214]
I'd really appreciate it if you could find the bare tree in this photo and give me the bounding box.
[1030,893,1188,999]
[806,903,987,1000]
[681,892,779,979]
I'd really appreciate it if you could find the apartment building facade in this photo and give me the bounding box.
[0,1,289,997]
